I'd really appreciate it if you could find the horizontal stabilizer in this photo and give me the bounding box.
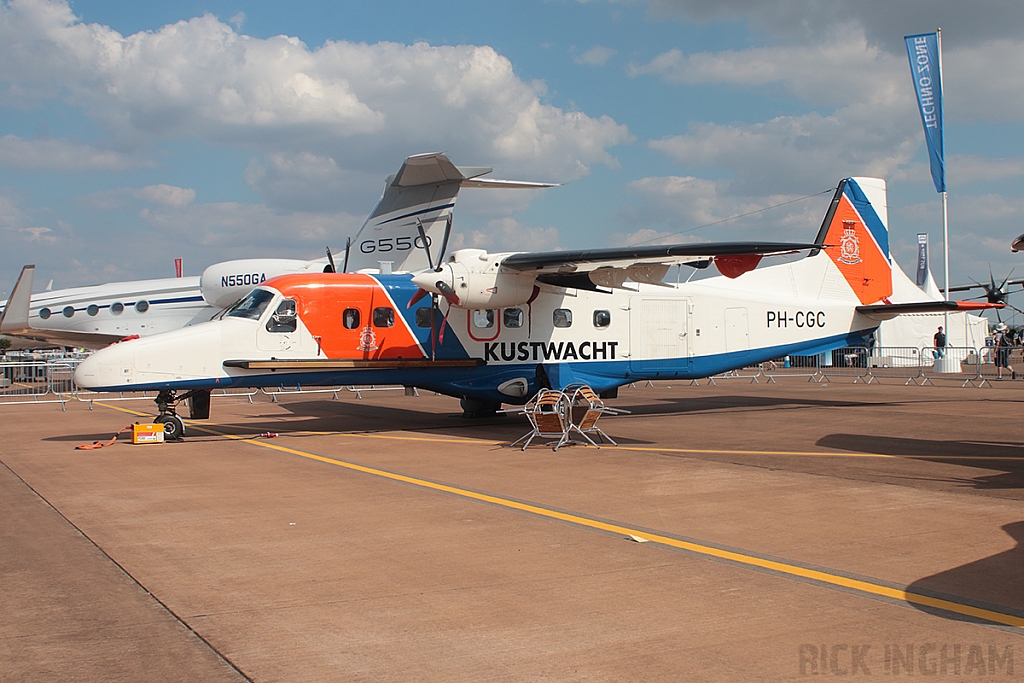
[856,300,1002,320]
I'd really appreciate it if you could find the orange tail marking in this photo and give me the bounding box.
[823,196,892,305]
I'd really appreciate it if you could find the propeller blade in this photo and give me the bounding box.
[436,280,460,307]
[436,214,453,272]
[438,305,450,345]
[407,287,430,308]
[342,236,351,274]
[325,246,336,273]
[416,219,435,271]
[1000,267,1016,291]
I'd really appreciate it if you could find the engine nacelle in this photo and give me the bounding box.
[413,250,537,309]
[200,259,321,309]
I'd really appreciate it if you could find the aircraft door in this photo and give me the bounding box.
[628,298,690,373]
[257,298,298,352]
[724,307,750,359]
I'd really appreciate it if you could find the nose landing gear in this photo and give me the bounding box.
[154,389,212,441]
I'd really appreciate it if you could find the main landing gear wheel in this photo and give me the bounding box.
[155,413,185,440]
[460,397,501,418]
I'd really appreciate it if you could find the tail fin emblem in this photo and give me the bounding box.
[838,220,862,265]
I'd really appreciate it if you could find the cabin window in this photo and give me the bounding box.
[503,308,523,329]
[553,308,573,328]
[343,308,360,329]
[63,306,75,318]
[473,309,495,329]
[415,307,434,329]
[266,299,297,333]
[110,302,124,315]
[87,304,99,317]
[135,300,150,313]
[226,288,274,321]
[593,310,611,328]
[373,307,395,328]
[38,307,51,320]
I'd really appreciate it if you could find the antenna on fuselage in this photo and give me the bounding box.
[324,246,336,273]
[342,237,351,274]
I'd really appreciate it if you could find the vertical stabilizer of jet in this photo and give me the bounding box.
[0,265,35,335]
[345,152,557,273]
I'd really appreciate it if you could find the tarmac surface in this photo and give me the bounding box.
[2,377,1023,681]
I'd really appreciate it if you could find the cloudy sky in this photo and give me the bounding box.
[1,0,1022,306]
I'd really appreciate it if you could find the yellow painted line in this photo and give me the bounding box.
[93,401,1024,630]
[94,402,1024,460]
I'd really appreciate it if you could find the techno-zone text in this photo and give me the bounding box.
[798,643,1014,677]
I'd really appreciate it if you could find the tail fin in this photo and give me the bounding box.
[813,177,892,305]
[0,264,35,335]
[345,152,557,273]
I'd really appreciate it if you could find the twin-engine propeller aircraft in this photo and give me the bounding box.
[947,269,1024,320]
[1,152,552,349]
[75,177,997,438]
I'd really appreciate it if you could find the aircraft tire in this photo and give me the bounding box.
[156,414,185,440]
[460,397,500,418]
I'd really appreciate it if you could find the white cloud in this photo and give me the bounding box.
[947,156,1024,185]
[0,134,148,171]
[134,201,364,254]
[618,174,835,243]
[0,0,630,179]
[244,152,380,213]
[642,0,1024,51]
[80,184,196,209]
[575,45,617,66]
[135,184,196,208]
[451,217,561,253]
[649,109,920,196]
[629,35,903,109]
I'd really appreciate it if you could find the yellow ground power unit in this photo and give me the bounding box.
[131,423,165,444]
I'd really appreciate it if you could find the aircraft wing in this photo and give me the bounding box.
[947,279,1024,293]
[500,241,821,288]
[0,265,125,349]
[856,300,1002,321]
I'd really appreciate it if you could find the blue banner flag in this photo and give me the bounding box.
[905,32,945,193]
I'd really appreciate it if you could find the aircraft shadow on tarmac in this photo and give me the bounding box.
[817,434,1024,490]
[47,393,883,447]
[618,394,865,416]
[905,520,1024,626]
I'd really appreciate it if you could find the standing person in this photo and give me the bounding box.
[994,322,1015,380]
[933,326,946,359]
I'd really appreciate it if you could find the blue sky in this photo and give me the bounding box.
[2,0,1023,311]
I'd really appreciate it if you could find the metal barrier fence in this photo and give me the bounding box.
[7,344,1024,411]
[0,361,73,408]
[692,345,1015,386]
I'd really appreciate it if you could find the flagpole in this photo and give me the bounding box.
[937,28,950,345]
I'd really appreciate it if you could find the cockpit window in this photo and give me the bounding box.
[266,299,297,333]
[225,288,275,321]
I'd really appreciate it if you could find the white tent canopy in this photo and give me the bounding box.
[875,256,990,355]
